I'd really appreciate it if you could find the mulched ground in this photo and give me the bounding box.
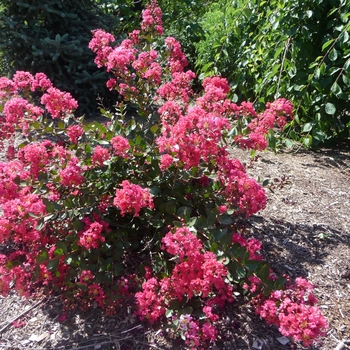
[0,142,349,350]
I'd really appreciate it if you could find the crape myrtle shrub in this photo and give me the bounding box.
[0,0,124,116]
[0,1,327,348]
[195,0,350,147]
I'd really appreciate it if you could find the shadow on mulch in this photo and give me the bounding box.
[245,215,350,278]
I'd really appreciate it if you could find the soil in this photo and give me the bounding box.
[0,142,350,350]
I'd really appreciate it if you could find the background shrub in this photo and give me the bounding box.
[194,0,350,147]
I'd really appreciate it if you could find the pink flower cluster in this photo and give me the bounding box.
[41,87,78,119]
[0,158,48,245]
[59,156,84,187]
[110,135,130,158]
[235,98,294,150]
[141,0,163,35]
[113,180,154,217]
[3,97,44,135]
[78,216,108,250]
[66,124,84,144]
[0,71,78,144]
[216,154,267,217]
[88,29,115,68]
[13,71,53,92]
[135,227,234,346]
[176,313,218,349]
[254,277,328,347]
[164,37,188,73]
[91,145,110,167]
[17,142,50,177]
[132,50,162,85]
[232,233,263,261]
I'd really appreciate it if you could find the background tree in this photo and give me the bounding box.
[193,0,350,147]
[0,0,136,116]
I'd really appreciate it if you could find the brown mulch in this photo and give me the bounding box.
[0,142,350,350]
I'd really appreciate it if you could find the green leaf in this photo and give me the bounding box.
[228,261,246,282]
[339,31,349,47]
[302,123,313,132]
[165,309,173,318]
[329,48,338,62]
[344,59,350,74]
[325,102,336,115]
[218,214,234,225]
[312,128,326,142]
[36,218,45,231]
[331,82,342,97]
[302,135,312,147]
[284,139,294,148]
[47,258,59,271]
[306,10,313,18]
[314,67,321,80]
[42,198,55,213]
[150,125,158,134]
[169,299,181,310]
[342,74,350,86]
[210,227,228,242]
[159,200,177,215]
[36,249,49,264]
[257,263,270,281]
[322,38,335,51]
[245,260,264,271]
[54,241,67,256]
[176,206,192,222]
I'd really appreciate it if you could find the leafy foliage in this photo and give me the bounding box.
[0,0,123,116]
[194,0,350,147]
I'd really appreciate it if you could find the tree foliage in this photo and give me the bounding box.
[194,0,350,147]
[0,0,125,115]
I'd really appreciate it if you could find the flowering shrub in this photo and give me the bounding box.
[0,0,327,348]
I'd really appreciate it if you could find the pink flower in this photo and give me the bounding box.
[106,78,117,90]
[219,205,227,214]
[141,0,163,35]
[59,157,84,187]
[201,322,217,341]
[202,76,231,94]
[159,154,173,170]
[13,71,34,90]
[165,37,188,73]
[78,221,105,250]
[66,125,84,144]
[106,40,137,74]
[135,277,165,324]
[113,180,154,217]
[31,72,53,91]
[17,142,50,178]
[91,145,110,166]
[110,136,130,158]
[57,313,68,323]
[129,29,141,44]
[41,87,78,118]
[89,29,115,68]
[254,278,328,347]
[0,77,16,99]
